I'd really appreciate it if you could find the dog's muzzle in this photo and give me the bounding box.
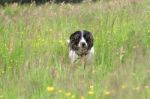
[81,42,86,48]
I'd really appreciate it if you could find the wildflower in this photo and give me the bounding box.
[145,85,149,89]
[88,90,94,95]
[90,85,94,90]
[71,94,75,98]
[1,71,5,74]
[133,46,137,49]
[0,95,3,98]
[104,91,110,95]
[121,85,127,89]
[58,89,62,93]
[135,86,140,91]
[49,29,53,32]
[80,96,85,99]
[133,86,140,91]
[92,70,95,74]
[65,92,71,97]
[47,86,54,92]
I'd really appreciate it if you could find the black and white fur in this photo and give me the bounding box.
[67,30,94,68]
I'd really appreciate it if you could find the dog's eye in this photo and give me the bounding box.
[84,34,90,40]
[74,34,80,40]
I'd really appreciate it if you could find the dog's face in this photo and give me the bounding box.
[69,30,94,53]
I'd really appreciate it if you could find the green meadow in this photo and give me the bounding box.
[0,0,150,99]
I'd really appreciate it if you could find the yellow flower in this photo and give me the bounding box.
[104,91,110,95]
[121,85,127,89]
[65,92,71,97]
[135,86,140,91]
[133,46,137,49]
[133,86,140,91]
[80,96,85,99]
[145,85,149,89]
[58,89,62,93]
[0,95,3,98]
[92,70,95,74]
[88,91,94,95]
[71,95,75,98]
[90,85,94,90]
[47,86,54,92]
[49,29,53,32]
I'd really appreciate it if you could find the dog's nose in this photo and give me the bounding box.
[81,42,86,47]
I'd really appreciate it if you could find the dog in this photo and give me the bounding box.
[67,30,94,68]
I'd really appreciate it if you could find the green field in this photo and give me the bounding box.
[0,0,150,99]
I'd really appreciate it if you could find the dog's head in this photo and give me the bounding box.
[69,30,94,54]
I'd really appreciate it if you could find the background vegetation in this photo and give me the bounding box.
[0,0,150,99]
[0,0,95,5]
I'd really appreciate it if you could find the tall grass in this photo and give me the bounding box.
[0,0,150,99]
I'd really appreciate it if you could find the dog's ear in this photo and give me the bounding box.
[83,30,94,49]
[70,31,80,41]
[69,31,81,50]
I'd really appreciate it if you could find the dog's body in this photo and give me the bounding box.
[67,30,94,68]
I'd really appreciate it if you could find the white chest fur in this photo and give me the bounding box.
[69,47,94,64]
